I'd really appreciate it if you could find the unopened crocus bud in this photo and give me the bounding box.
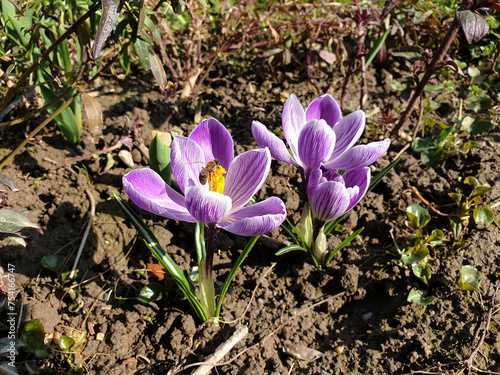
[313,228,327,262]
[299,203,314,247]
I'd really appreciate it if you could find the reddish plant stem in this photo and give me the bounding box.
[390,18,461,137]
[340,62,354,112]
[307,46,321,94]
[360,55,366,109]
[50,138,128,169]
[205,224,220,276]
[0,85,74,129]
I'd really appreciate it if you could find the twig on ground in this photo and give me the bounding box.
[490,200,500,210]
[455,280,500,375]
[69,188,96,280]
[469,365,500,375]
[51,136,131,169]
[191,325,249,375]
[409,185,463,217]
[389,228,401,254]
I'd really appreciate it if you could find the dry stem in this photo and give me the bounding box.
[69,188,96,279]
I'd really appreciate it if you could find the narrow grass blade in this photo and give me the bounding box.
[323,216,343,237]
[366,29,390,70]
[280,219,299,245]
[325,227,364,266]
[114,193,208,322]
[275,244,307,256]
[285,218,310,250]
[215,235,259,317]
[367,156,401,194]
[39,84,80,144]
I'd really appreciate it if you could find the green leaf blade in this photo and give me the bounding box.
[406,205,431,229]
[473,205,494,226]
[407,289,435,306]
[275,244,308,256]
[113,193,208,322]
[458,265,481,291]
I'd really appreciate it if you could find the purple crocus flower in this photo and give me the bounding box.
[122,118,286,237]
[252,94,390,182]
[302,167,371,264]
[307,167,371,224]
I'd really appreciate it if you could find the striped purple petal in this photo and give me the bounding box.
[322,169,344,184]
[329,110,365,161]
[185,186,232,224]
[305,94,342,128]
[171,136,206,194]
[343,168,371,211]
[189,118,234,170]
[123,168,196,222]
[224,148,271,211]
[324,139,390,170]
[218,197,286,236]
[282,94,306,160]
[308,177,350,223]
[297,119,336,176]
[252,121,298,166]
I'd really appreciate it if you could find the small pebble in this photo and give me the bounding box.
[132,148,142,163]
[118,150,134,168]
[362,312,373,321]
[334,345,345,354]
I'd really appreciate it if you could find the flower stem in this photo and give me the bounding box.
[300,168,308,204]
[199,224,219,318]
[311,220,324,267]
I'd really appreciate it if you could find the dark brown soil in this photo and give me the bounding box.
[1,59,499,375]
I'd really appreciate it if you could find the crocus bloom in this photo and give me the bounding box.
[123,118,286,236]
[307,167,370,223]
[252,94,390,181]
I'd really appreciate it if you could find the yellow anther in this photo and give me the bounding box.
[208,166,226,194]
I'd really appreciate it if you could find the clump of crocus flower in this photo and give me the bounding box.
[122,119,286,321]
[252,94,390,267]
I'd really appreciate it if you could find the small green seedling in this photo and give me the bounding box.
[449,176,494,239]
[399,204,445,306]
[41,255,66,273]
[138,283,164,304]
[458,265,482,292]
[59,336,75,352]
[21,320,50,358]
[412,117,486,167]
[0,173,42,246]
[407,289,435,306]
